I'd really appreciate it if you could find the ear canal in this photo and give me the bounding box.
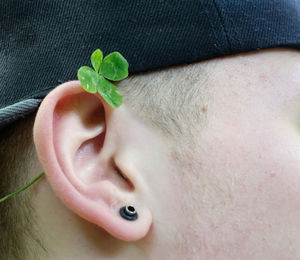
[33,80,152,241]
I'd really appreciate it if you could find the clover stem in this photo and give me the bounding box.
[0,172,45,203]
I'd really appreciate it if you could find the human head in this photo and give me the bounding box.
[2,0,300,259]
[1,47,300,259]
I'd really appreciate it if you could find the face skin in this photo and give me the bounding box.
[30,48,300,259]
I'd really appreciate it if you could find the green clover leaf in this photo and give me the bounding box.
[98,76,123,108]
[77,49,128,108]
[77,66,99,93]
[91,49,103,73]
[99,52,129,81]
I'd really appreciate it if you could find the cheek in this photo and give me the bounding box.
[210,121,300,213]
[198,83,300,213]
[191,113,300,257]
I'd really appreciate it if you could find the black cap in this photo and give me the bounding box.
[1,0,300,128]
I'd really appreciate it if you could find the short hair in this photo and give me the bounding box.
[0,60,214,259]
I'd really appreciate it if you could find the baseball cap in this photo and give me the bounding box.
[1,0,300,129]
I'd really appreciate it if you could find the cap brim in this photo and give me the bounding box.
[0,99,42,130]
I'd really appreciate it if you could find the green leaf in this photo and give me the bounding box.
[77,66,99,93]
[99,52,129,81]
[91,49,103,73]
[97,76,123,108]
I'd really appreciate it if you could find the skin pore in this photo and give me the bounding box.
[3,47,300,259]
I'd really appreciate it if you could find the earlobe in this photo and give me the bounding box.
[33,80,152,241]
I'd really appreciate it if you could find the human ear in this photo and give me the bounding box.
[33,80,152,241]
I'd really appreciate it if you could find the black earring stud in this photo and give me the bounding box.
[120,205,138,221]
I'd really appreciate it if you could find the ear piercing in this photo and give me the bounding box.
[120,205,138,221]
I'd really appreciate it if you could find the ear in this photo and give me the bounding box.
[33,80,152,241]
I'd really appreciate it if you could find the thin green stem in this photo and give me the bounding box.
[0,172,45,203]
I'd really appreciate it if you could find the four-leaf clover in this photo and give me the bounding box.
[77,49,128,108]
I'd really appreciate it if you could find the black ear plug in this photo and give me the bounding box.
[120,205,138,221]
